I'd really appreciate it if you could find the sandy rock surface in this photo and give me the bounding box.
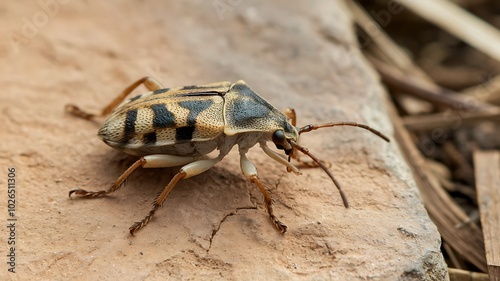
[0,1,447,280]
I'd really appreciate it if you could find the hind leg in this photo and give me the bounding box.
[69,154,200,198]
[65,76,164,120]
[129,157,222,235]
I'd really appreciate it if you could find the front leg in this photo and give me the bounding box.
[282,107,296,126]
[240,152,287,233]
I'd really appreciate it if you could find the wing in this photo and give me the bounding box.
[98,83,230,155]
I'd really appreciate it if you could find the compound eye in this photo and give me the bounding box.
[272,130,286,145]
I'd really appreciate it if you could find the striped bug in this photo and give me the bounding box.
[66,77,389,235]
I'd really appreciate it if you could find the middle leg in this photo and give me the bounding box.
[129,157,223,235]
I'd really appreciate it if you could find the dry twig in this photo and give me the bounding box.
[448,268,490,281]
[474,150,500,280]
[394,0,500,62]
[369,57,495,111]
[403,109,500,131]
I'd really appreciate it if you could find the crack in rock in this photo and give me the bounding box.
[207,206,257,252]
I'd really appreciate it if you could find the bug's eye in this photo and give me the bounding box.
[272,130,286,145]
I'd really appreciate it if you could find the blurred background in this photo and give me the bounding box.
[357,0,500,279]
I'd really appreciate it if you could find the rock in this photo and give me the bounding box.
[0,0,448,280]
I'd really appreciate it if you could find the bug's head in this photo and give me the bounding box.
[271,121,298,156]
[272,121,390,208]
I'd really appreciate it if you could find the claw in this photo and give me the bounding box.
[68,188,106,198]
[271,216,287,233]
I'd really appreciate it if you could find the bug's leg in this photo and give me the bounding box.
[69,154,199,198]
[283,107,296,126]
[240,153,287,233]
[66,76,164,120]
[260,142,301,175]
[69,158,146,198]
[129,157,222,235]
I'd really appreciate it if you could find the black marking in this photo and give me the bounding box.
[173,100,213,142]
[178,100,214,125]
[178,91,222,97]
[143,132,157,145]
[182,85,201,90]
[180,84,229,91]
[226,82,282,129]
[282,120,295,135]
[150,104,175,128]
[124,109,138,141]
[152,88,170,95]
[176,126,195,141]
[231,82,272,105]
[231,97,271,122]
[129,94,142,102]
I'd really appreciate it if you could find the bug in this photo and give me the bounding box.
[66,77,389,235]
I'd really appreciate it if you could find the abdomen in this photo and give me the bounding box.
[98,94,225,157]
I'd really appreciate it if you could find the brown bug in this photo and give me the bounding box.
[66,77,389,234]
